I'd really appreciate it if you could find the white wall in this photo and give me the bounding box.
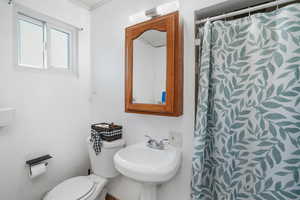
[0,0,91,199]
[91,0,225,200]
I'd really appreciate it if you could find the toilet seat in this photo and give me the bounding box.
[44,175,107,200]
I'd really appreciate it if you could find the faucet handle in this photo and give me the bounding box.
[145,135,153,141]
[145,135,156,144]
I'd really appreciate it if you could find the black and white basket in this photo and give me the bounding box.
[91,123,122,142]
[90,123,123,155]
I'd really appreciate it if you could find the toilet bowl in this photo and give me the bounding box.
[43,137,125,200]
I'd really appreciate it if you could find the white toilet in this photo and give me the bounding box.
[43,137,125,200]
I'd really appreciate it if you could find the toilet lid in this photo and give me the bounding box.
[44,176,95,200]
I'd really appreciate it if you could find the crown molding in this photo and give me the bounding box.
[90,0,112,10]
[69,0,112,11]
[69,0,90,10]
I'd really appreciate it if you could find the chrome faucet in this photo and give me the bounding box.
[145,135,169,150]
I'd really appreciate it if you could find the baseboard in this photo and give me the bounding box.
[106,194,119,200]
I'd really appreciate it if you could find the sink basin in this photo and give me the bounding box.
[114,142,181,200]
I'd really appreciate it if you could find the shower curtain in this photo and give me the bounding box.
[192,4,300,200]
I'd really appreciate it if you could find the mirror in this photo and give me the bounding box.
[132,30,167,104]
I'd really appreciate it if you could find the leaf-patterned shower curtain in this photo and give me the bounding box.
[192,4,300,200]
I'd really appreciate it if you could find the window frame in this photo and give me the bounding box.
[13,4,79,75]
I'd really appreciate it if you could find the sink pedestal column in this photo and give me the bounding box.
[140,183,157,200]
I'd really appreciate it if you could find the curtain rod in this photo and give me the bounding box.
[195,0,296,25]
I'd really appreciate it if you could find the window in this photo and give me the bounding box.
[18,15,45,69]
[49,28,70,69]
[14,5,78,74]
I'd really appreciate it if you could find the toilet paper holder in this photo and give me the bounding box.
[26,154,52,174]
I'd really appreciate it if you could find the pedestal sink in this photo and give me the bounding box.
[113,142,181,200]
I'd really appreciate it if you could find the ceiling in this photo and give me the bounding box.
[69,0,111,10]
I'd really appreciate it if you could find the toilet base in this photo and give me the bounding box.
[99,187,108,200]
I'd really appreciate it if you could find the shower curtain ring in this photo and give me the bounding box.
[206,17,210,23]
[248,8,251,20]
[224,13,227,22]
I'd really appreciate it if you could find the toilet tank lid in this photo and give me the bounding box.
[102,139,126,149]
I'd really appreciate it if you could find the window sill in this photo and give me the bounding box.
[15,64,79,78]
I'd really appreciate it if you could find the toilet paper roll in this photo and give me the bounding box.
[29,163,47,179]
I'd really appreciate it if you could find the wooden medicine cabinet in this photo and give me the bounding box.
[125,12,183,116]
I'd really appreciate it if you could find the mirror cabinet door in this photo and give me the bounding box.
[125,12,182,116]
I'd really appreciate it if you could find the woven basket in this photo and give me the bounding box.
[91,123,122,142]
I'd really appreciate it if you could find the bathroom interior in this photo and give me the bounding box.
[0,0,300,199]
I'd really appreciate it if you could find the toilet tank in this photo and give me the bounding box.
[87,137,125,178]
